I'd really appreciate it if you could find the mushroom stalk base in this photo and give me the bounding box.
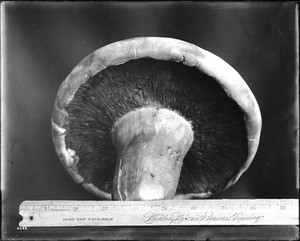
[111,107,194,201]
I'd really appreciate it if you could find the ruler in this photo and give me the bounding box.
[19,199,298,227]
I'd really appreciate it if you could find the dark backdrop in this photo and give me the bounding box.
[1,2,298,239]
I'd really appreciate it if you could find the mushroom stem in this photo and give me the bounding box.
[111,107,194,201]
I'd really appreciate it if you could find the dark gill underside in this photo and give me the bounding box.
[65,58,248,196]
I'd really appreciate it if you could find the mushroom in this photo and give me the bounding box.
[52,37,261,201]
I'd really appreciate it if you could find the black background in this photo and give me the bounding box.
[1,2,298,239]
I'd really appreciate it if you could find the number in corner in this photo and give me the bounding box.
[17,226,28,230]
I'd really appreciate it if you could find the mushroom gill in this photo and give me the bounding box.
[51,37,261,201]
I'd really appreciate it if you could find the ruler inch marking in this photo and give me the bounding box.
[19,199,299,227]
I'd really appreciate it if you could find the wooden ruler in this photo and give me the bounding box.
[19,199,298,227]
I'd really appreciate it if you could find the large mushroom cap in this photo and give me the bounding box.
[52,37,262,200]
